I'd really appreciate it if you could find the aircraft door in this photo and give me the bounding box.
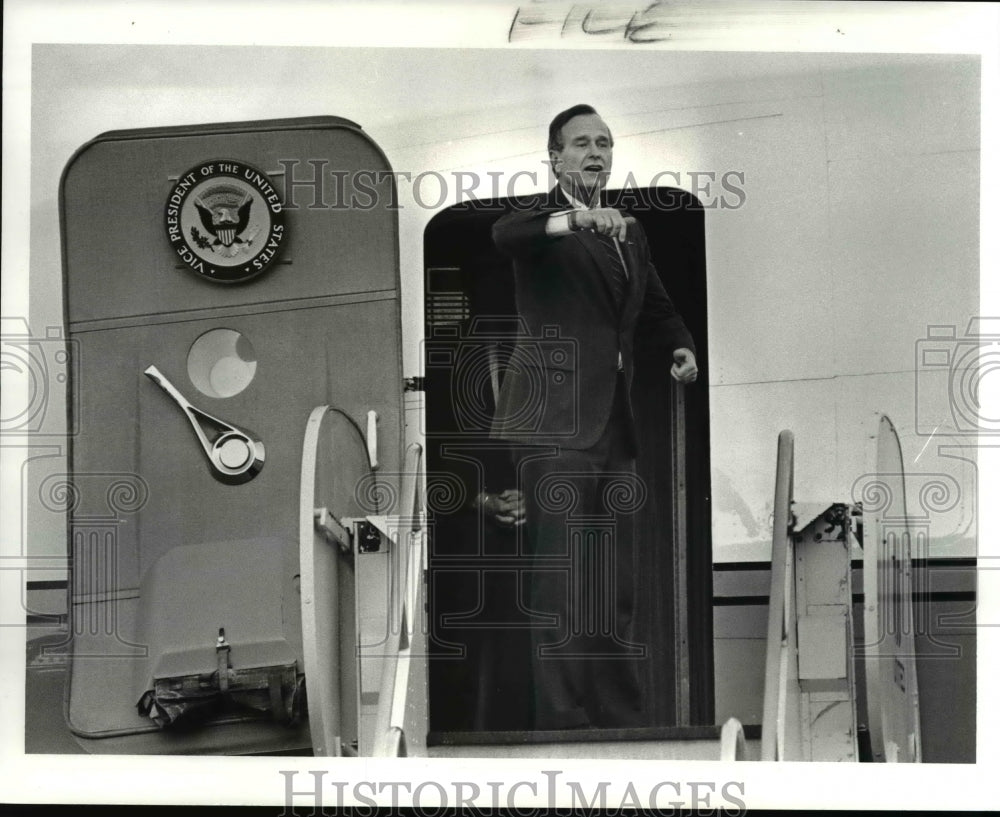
[60,117,406,754]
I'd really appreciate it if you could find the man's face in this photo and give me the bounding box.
[549,113,613,202]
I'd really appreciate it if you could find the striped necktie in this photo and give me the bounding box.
[592,230,629,309]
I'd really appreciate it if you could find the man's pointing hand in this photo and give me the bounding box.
[574,208,631,242]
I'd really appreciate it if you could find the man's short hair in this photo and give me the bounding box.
[547,104,613,152]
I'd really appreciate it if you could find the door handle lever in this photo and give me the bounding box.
[144,364,265,484]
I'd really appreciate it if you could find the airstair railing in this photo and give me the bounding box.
[760,430,794,761]
[670,377,691,724]
[720,717,749,761]
[371,442,425,756]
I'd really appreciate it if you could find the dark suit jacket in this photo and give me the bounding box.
[490,187,695,450]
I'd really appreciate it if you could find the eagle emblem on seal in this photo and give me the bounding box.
[190,184,260,257]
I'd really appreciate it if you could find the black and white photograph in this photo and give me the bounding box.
[1,0,997,811]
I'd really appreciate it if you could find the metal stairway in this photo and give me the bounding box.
[758,417,923,762]
[301,414,921,762]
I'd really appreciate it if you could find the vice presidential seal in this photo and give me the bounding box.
[165,159,286,283]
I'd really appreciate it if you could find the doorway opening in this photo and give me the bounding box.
[423,188,713,736]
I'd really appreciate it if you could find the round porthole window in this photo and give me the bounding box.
[187,329,257,398]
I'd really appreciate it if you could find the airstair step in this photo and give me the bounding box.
[427,726,756,760]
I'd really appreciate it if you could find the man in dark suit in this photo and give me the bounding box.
[490,104,697,730]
